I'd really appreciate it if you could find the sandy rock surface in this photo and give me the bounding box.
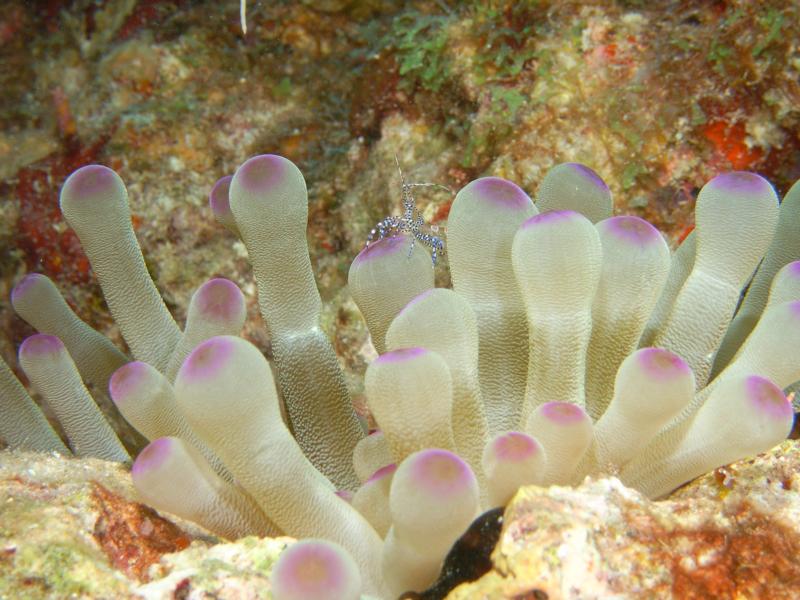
[0,451,288,599]
[4,441,800,599]
[448,439,800,600]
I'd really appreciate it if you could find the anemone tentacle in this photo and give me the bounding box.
[4,156,799,597]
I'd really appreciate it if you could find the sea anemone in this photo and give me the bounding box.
[2,154,799,597]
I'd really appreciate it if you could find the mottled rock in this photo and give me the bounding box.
[6,443,800,599]
[0,451,370,599]
[0,450,206,598]
[447,440,800,600]
[0,129,59,180]
[135,536,292,599]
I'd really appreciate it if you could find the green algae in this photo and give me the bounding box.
[6,543,124,598]
[0,453,138,598]
[2,527,132,599]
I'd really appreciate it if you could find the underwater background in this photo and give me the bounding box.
[2,2,800,597]
[2,0,798,407]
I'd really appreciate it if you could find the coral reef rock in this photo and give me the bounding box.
[448,439,800,600]
[3,441,800,598]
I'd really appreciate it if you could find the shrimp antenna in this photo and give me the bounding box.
[365,157,450,266]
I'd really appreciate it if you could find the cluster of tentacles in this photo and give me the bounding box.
[2,155,799,598]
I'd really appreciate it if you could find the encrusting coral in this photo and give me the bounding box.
[2,153,800,597]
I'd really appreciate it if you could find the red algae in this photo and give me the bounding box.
[91,482,191,582]
[15,134,111,286]
[702,121,763,171]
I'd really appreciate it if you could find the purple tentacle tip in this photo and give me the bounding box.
[565,163,609,191]
[744,375,791,421]
[209,175,233,215]
[786,261,800,278]
[11,273,47,305]
[637,348,691,380]
[19,334,64,358]
[707,171,773,196]
[374,346,428,364]
[334,489,354,502]
[195,278,244,321]
[131,437,174,477]
[63,164,121,200]
[354,234,407,264]
[540,401,588,425]
[271,539,359,600]
[366,463,397,484]
[235,154,290,194]
[109,361,150,404]
[180,336,236,381]
[602,215,661,246]
[492,432,540,462]
[790,300,800,319]
[410,449,473,495]
[469,177,532,210]
[521,209,581,229]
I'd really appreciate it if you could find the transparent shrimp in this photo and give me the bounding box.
[365,156,450,266]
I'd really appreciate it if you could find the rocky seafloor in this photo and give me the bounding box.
[3,442,800,598]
